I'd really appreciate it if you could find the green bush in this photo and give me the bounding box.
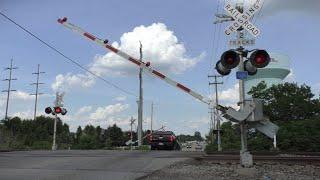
[31,141,51,150]
[136,145,150,151]
[205,143,218,154]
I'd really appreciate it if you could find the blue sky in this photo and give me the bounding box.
[1,0,320,136]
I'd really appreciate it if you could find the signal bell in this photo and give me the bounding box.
[215,50,240,76]
[244,60,257,75]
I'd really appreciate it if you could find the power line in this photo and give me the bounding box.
[254,0,266,25]
[209,1,220,68]
[0,11,137,97]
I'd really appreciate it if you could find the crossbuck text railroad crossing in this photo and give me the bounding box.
[224,0,261,37]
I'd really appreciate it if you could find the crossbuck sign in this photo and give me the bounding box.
[224,0,261,37]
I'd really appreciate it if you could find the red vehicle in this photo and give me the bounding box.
[147,131,179,150]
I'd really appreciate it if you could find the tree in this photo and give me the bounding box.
[194,131,203,141]
[78,134,98,149]
[247,82,320,151]
[220,122,241,150]
[248,81,320,123]
[105,124,124,147]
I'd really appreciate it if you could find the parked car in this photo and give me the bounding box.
[147,131,179,150]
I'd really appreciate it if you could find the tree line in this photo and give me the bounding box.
[0,116,202,150]
[0,116,140,150]
[206,82,320,152]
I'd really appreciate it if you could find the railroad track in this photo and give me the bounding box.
[199,155,320,162]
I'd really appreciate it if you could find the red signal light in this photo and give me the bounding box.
[220,50,240,69]
[54,107,62,114]
[249,50,270,68]
[168,135,175,142]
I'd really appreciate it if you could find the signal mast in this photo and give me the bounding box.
[45,92,68,150]
[214,1,279,167]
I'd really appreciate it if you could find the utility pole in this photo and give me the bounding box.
[2,59,17,120]
[130,117,136,150]
[208,75,223,151]
[208,105,215,145]
[137,41,143,146]
[150,102,154,134]
[30,64,45,121]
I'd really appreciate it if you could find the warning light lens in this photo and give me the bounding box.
[61,108,67,115]
[54,107,62,114]
[220,50,240,69]
[250,50,270,68]
[255,55,266,64]
[45,107,52,114]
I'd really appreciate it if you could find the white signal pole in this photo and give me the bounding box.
[52,92,64,151]
[52,113,58,151]
[235,3,252,167]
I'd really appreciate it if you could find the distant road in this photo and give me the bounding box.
[0,150,203,180]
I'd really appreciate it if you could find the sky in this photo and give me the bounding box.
[0,0,320,136]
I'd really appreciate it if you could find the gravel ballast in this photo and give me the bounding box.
[140,159,320,180]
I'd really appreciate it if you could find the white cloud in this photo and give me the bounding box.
[219,84,239,103]
[284,68,295,82]
[0,90,52,108]
[51,23,204,91]
[63,103,131,131]
[12,110,33,119]
[89,103,129,121]
[90,23,204,77]
[51,73,95,92]
[12,91,33,100]
[114,95,127,102]
[75,106,92,115]
[11,110,46,119]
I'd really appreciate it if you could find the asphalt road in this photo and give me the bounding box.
[0,150,203,180]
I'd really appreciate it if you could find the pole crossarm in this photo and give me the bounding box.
[57,17,210,105]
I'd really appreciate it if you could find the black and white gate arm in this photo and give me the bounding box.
[57,17,210,105]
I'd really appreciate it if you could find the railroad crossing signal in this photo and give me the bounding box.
[45,106,67,115]
[224,1,261,37]
[216,49,271,77]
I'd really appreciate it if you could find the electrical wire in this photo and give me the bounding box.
[208,0,221,74]
[254,0,266,25]
[0,11,137,98]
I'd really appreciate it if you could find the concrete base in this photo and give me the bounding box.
[236,166,257,178]
[240,151,253,168]
[51,145,57,151]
